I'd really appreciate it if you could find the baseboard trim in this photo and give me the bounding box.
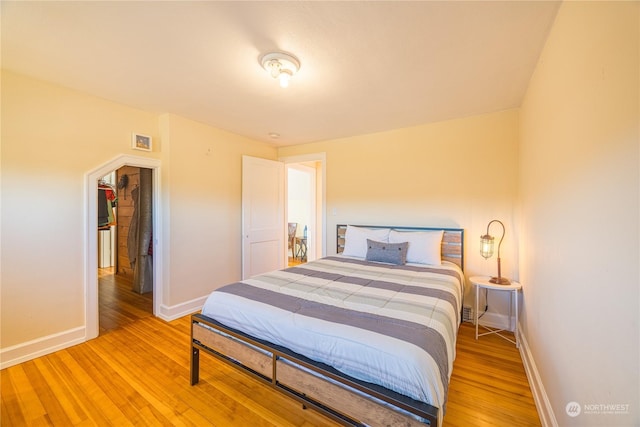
[1,296,208,369]
[157,295,207,321]
[0,326,86,370]
[476,311,514,331]
[518,325,558,427]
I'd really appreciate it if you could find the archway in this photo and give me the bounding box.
[84,154,162,339]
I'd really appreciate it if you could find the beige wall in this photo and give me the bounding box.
[519,2,639,425]
[0,69,520,360]
[1,70,160,348]
[279,109,521,310]
[158,113,276,307]
[0,71,276,357]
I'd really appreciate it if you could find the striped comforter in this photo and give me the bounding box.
[201,255,464,412]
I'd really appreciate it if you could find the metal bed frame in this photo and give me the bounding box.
[190,224,464,426]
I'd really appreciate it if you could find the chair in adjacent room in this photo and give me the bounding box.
[288,222,297,258]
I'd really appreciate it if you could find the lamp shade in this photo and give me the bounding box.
[480,234,494,259]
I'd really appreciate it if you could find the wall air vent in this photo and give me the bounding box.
[462,305,474,323]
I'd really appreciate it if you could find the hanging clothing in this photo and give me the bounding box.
[98,182,117,229]
[128,169,153,294]
[98,189,110,227]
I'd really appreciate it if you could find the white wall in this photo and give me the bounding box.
[519,2,639,425]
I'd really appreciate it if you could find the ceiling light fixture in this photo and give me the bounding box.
[260,52,300,88]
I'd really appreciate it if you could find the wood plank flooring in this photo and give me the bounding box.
[288,256,305,268]
[2,272,540,427]
[98,267,153,334]
[445,327,540,426]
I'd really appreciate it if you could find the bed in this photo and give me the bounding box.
[191,224,464,426]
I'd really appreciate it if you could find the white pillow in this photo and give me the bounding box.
[342,226,391,258]
[388,230,444,265]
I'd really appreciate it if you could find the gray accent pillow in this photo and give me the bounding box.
[365,239,408,265]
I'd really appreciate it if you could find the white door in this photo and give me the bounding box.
[242,156,285,279]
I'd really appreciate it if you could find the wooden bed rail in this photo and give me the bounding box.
[191,313,437,426]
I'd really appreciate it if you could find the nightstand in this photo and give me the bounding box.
[470,276,522,348]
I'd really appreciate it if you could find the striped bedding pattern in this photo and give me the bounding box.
[201,255,464,412]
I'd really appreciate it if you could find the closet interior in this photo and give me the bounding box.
[97,166,153,334]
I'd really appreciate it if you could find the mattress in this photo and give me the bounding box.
[201,255,464,412]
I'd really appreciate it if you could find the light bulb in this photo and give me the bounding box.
[278,70,291,88]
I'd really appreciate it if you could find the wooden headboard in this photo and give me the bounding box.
[336,224,464,271]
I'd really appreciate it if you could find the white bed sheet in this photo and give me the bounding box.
[201,255,464,413]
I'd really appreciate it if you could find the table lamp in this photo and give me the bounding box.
[480,219,511,285]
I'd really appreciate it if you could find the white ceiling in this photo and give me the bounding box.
[1,1,560,146]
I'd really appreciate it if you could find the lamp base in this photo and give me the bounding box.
[489,276,511,285]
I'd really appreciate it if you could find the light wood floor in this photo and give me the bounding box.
[288,256,305,267]
[2,273,540,427]
[98,267,153,334]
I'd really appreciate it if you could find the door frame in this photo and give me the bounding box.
[280,153,327,259]
[84,154,162,340]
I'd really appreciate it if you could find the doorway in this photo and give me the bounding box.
[98,166,154,334]
[283,153,326,266]
[287,164,315,266]
[85,154,162,341]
